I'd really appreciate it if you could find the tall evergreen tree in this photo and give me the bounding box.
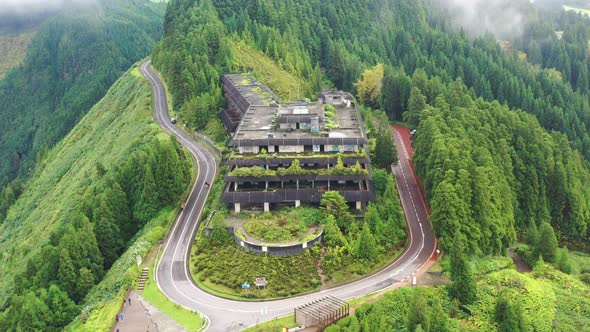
[448,233,477,305]
[354,222,379,261]
[404,87,427,126]
[537,222,557,263]
[496,294,521,332]
[374,129,397,169]
[134,165,160,223]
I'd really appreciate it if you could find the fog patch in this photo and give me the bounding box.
[434,0,531,39]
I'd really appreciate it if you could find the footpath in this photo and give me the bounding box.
[111,290,186,332]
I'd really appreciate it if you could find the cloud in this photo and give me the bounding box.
[0,0,96,15]
[434,0,531,39]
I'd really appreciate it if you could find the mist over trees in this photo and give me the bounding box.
[0,0,165,201]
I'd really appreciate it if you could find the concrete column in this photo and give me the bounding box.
[328,180,330,191]
[356,201,362,210]
[264,202,270,212]
[295,200,301,208]
[265,181,268,191]
[234,182,238,191]
[234,203,241,214]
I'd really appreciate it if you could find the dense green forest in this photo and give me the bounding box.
[156,0,590,242]
[401,72,590,253]
[156,0,590,165]
[0,0,166,202]
[0,67,192,331]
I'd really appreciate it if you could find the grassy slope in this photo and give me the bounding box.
[0,65,158,304]
[142,258,204,331]
[64,65,201,331]
[233,40,308,102]
[0,30,33,80]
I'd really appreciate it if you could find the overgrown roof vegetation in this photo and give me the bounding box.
[229,158,368,177]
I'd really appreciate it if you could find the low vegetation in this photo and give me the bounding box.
[192,170,406,299]
[242,207,322,242]
[326,258,590,331]
[232,40,313,102]
[243,315,298,332]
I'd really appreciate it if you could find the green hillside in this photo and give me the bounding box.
[326,259,590,332]
[155,1,590,329]
[0,65,192,330]
[0,30,34,80]
[0,0,166,195]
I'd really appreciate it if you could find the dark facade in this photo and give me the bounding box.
[220,74,374,213]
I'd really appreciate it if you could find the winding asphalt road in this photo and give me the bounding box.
[140,61,436,332]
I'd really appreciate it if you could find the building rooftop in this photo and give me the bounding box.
[223,74,279,107]
[230,103,367,144]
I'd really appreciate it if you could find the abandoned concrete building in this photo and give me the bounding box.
[220,74,375,213]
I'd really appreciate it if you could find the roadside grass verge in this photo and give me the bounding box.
[242,315,298,332]
[142,258,205,331]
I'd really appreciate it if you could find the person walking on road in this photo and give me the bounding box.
[128,297,131,306]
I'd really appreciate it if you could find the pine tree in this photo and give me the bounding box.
[355,222,379,261]
[93,198,123,268]
[429,297,450,332]
[374,128,397,169]
[210,213,231,243]
[404,87,427,126]
[537,222,557,263]
[42,285,79,329]
[322,215,348,248]
[76,267,95,302]
[320,191,354,232]
[408,292,429,331]
[372,169,389,197]
[57,249,77,299]
[156,140,184,206]
[448,233,477,305]
[495,294,520,332]
[134,165,160,223]
[0,185,16,221]
[555,246,572,274]
[364,204,381,233]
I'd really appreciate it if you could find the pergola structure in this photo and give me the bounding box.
[294,296,349,331]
